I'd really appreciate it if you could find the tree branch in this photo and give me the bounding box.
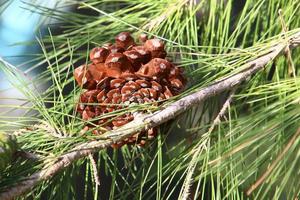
[1,31,300,200]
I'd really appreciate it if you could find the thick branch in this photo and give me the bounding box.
[1,31,300,200]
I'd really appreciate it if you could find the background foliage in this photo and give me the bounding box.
[1,0,300,199]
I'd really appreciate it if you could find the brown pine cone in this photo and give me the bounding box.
[74,32,186,147]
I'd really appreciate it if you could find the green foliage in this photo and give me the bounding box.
[0,132,17,172]
[0,0,300,199]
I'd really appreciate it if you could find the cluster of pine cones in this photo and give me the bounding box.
[74,32,185,147]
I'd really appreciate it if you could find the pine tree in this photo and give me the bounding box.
[0,0,300,199]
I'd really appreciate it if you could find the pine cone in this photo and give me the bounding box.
[74,32,186,147]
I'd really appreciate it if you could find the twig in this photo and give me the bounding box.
[180,87,236,200]
[33,121,67,139]
[12,121,66,139]
[0,31,300,200]
[278,9,296,77]
[207,87,237,134]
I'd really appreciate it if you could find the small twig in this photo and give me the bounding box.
[180,87,236,200]
[0,31,300,200]
[13,121,67,139]
[246,127,300,196]
[208,87,237,134]
[278,9,296,77]
[88,153,100,186]
[34,121,67,139]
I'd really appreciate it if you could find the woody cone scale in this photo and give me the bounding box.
[74,32,186,148]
